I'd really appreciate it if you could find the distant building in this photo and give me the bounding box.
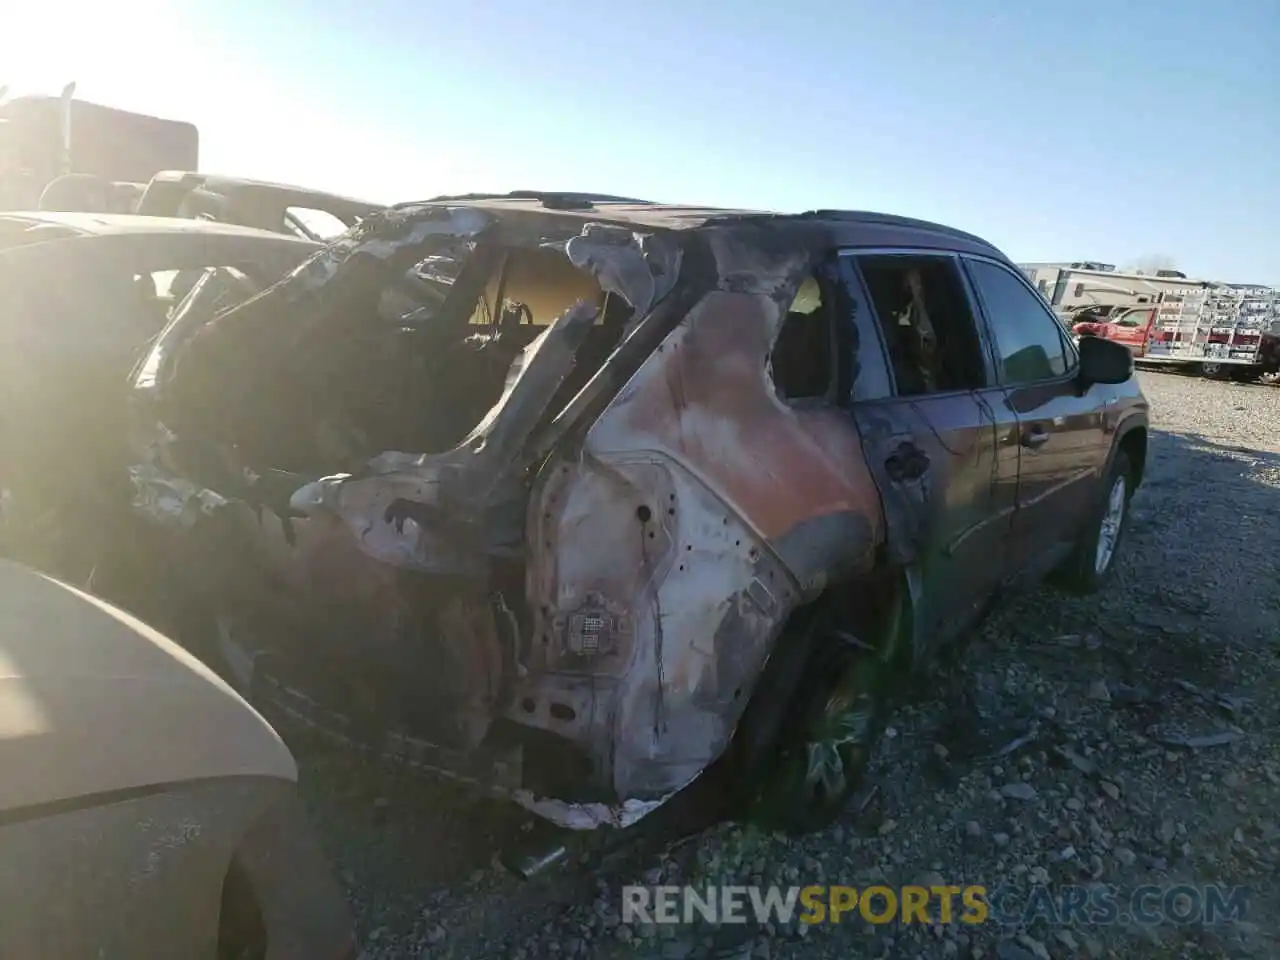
[1018,261,1205,311]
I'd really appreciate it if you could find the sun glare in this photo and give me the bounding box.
[0,2,413,203]
[1,3,179,101]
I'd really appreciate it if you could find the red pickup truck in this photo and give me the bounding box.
[1072,306,1158,356]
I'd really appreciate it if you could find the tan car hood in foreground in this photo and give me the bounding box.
[0,559,295,815]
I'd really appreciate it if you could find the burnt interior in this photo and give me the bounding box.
[166,239,633,481]
[158,232,649,759]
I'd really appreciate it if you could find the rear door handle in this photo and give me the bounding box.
[1021,427,1050,450]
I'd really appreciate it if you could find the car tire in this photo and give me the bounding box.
[739,617,890,835]
[1200,361,1230,380]
[1055,449,1133,595]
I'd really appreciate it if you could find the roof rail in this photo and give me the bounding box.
[792,209,994,248]
[407,190,655,211]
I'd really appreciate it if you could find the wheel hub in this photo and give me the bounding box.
[801,661,879,801]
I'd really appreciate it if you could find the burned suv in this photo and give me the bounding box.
[126,195,1148,833]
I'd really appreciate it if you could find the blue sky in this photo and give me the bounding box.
[4,0,1277,281]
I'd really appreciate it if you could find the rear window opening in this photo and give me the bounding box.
[170,238,634,477]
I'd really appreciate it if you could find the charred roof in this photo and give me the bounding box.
[392,192,1006,261]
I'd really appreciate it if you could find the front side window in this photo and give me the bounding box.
[966,259,1072,384]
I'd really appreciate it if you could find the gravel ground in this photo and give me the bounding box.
[296,370,1280,960]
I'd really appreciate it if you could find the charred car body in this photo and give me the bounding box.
[127,196,1149,831]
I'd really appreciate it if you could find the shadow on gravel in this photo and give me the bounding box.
[826,425,1280,960]
[928,425,1279,759]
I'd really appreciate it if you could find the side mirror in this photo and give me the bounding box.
[1077,334,1133,386]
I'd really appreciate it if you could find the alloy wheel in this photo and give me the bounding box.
[751,639,885,832]
[1094,473,1127,575]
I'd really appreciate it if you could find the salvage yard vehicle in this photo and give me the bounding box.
[1071,305,1158,355]
[0,559,355,958]
[129,171,387,240]
[0,211,319,592]
[126,195,1149,835]
[1061,303,1127,327]
[1074,291,1280,381]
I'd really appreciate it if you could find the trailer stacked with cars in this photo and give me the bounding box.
[1071,284,1280,381]
[1140,284,1280,379]
[1024,260,1280,382]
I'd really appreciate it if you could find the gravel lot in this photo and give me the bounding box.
[297,370,1280,960]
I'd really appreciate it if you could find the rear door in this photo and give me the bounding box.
[839,250,1019,650]
[962,256,1109,573]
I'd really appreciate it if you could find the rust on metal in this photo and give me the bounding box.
[126,199,914,829]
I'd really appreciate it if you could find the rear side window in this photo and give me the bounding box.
[966,258,1071,383]
[772,275,834,401]
[855,254,987,396]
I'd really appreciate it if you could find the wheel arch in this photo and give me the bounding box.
[1114,421,1148,489]
[728,561,915,775]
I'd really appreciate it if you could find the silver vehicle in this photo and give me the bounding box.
[0,211,319,593]
[0,558,355,958]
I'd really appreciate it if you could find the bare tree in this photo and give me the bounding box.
[1126,254,1180,275]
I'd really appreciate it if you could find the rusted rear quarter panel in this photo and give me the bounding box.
[520,227,886,802]
[130,205,894,825]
